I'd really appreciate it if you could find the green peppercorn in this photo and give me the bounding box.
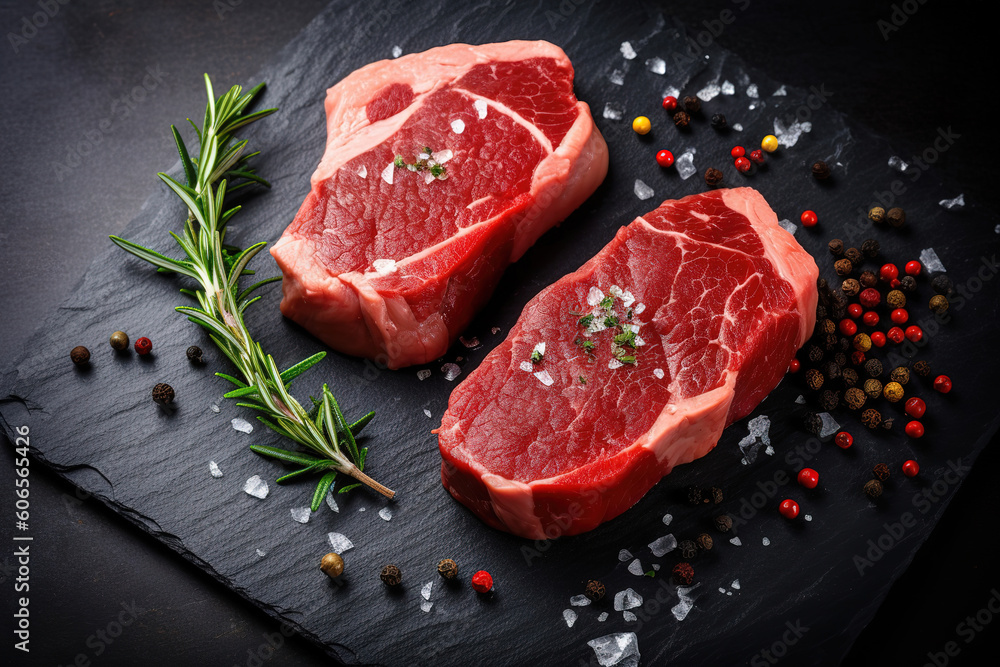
[929,294,949,315]
[842,368,859,387]
[380,564,402,587]
[678,539,698,560]
[873,463,890,482]
[861,239,880,258]
[584,579,606,602]
[714,515,733,532]
[864,478,883,500]
[845,247,862,266]
[834,259,853,276]
[109,331,129,351]
[863,379,883,400]
[913,360,931,377]
[883,381,904,403]
[704,166,722,185]
[805,368,824,391]
[437,558,458,580]
[853,333,872,352]
[828,239,845,256]
[696,533,714,551]
[320,552,344,579]
[861,408,882,430]
[886,207,906,228]
[70,345,91,365]
[859,270,878,288]
[674,111,691,128]
[890,366,910,385]
[152,383,175,405]
[899,275,917,292]
[886,290,906,309]
[868,207,886,224]
[845,387,866,410]
[842,279,860,297]
[865,358,883,378]
[812,161,831,180]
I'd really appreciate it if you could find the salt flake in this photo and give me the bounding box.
[598,612,609,622]
[620,41,637,60]
[662,513,673,526]
[778,219,797,236]
[423,409,432,419]
[676,150,696,180]
[920,248,946,273]
[441,363,462,381]
[243,475,268,499]
[421,581,433,600]
[939,194,965,210]
[381,162,395,184]
[519,361,534,373]
[614,588,643,611]
[649,534,677,557]
[372,258,397,275]
[697,82,721,101]
[326,532,354,554]
[391,45,402,58]
[420,600,433,613]
[602,103,624,121]
[570,594,592,607]
[633,179,654,201]
[721,80,735,95]
[608,69,625,86]
[534,370,555,387]
[627,558,644,576]
[208,461,223,478]
[379,507,393,521]
[290,507,311,524]
[746,83,759,98]
[888,155,909,172]
[588,632,640,667]
[325,490,339,513]
[618,549,633,562]
[730,537,742,547]
[634,303,646,315]
[653,368,665,379]
[563,608,578,627]
[762,537,771,546]
[231,418,253,434]
[474,99,488,119]
[417,369,431,381]
[450,119,465,134]
[645,57,666,75]
[356,165,367,179]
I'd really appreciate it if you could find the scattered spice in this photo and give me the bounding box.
[883,381,904,403]
[673,111,691,128]
[842,368,859,387]
[706,486,724,504]
[70,346,91,365]
[859,270,878,289]
[380,564,402,587]
[863,379,883,401]
[902,460,920,477]
[868,207,886,225]
[714,515,733,532]
[861,239,880,258]
[899,275,917,292]
[886,290,906,309]
[931,274,954,295]
[320,552,344,579]
[471,570,493,593]
[672,562,695,585]
[686,486,703,505]
[834,259,853,276]
[929,294,949,315]
[820,319,836,335]
[890,367,910,385]
[864,479,883,500]
[805,369,824,391]
[864,358,883,378]
[861,408,882,429]
[853,333,872,352]
[682,95,701,113]
[844,387,866,410]
[886,207,906,228]
[584,579,606,602]
[934,375,953,393]
[696,533,714,551]
[822,361,841,381]
[186,345,203,363]
[844,247,862,266]
[704,167,723,186]
[913,360,932,377]
[828,239,844,256]
[811,160,830,180]
[841,279,860,297]
[807,344,824,363]
[779,498,800,519]
[711,113,727,129]
[152,383,175,405]
[109,331,129,351]
[819,389,840,411]
[679,540,698,559]
[134,336,152,355]
[437,558,458,580]
[873,463,890,481]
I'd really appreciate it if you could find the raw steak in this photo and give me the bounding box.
[271,41,608,369]
[437,188,819,539]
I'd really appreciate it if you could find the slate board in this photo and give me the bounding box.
[2,1,998,665]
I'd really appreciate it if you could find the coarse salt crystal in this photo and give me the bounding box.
[888,155,909,172]
[243,475,268,499]
[730,537,742,547]
[634,302,646,315]
[618,549,633,562]
[731,579,741,590]
[614,588,643,611]
[598,612,609,622]
[460,336,480,348]
[649,534,677,557]
[623,611,637,622]
[588,632,639,667]
[608,69,625,86]
[563,608,578,627]
[519,361,534,372]
[432,149,454,164]
[653,368,665,379]
[676,151,696,180]
[450,119,465,134]
[721,80,735,95]
[602,103,624,120]
[570,594,591,607]
[587,286,605,306]
[326,532,354,554]
[608,359,624,370]
[423,409,432,419]
[255,548,267,558]
[662,513,672,525]
[645,57,666,75]
[417,369,431,381]
[762,537,771,546]
[805,514,813,522]
[209,461,223,478]
[634,179,654,201]
[420,600,433,613]
[379,507,393,521]
[391,45,402,58]
[231,418,252,434]
[210,403,220,413]
[534,370,555,386]
[381,162,394,184]
[627,558,644,576]
[620,41,637,59]
[778,219,797,236]
[746,83,759,98]
[372,258,397,275]
[919,247,946,273]
[421,581,433,600]
[773,85,787,96]
[697,82,721,101]
[290,507,311,524]
[491,326,501,334]
[441,363,462,381]
[474,99,488,119]
[732,122,743,131]
[325,491,339,513]
[939,194,965,210]
[357,165,367,179]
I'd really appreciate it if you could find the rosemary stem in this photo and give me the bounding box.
[345,466,396,499]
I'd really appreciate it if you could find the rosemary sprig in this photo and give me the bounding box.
[110,74,394,508]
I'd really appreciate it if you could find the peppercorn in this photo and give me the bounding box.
[109,331,129,351]
[682,95,701,114]
[864,358,883,377]
[811,160,830,180]
[750,149,766,165]
[800,210,818,227]
[673,111,691,128]
[817,303,828,319]
[803,411,823,436]
[868,207,886,224]
[841,279,860,297]
[696,533,714,551]
[678,540,698,559]
[861,239,880,258]
[380,564,402,587]
[931,274,954,295]
[714,515,733,532]
[686,486,703,505]
[806,345,823,363]
[842,368,859,387]
[859,270,877,288]
[186,345,203,363]
[913,360,931,377]
[853,333,872,353]
[844,248,862,266]
[828,239,844,256]
[883,381,904,403]
[863,379,882,400]
[707,486,724,504]
[834,352,848,367]
[834,259,853,276]
[471,570,493,593]
[437,558,458,580]
[70,345,91,365]
[134,336,152,355]
[864,479,883,500]
[704,167,723,186]
[822,361,841,381]
[851,350,866,366]
[761,135,779,152]
[873,463,890,482]
[929,294,949,315]
[861,408,882,429]
[833,292,848,310]
[839,337,852,353]
[844,387,866,410]
[819,389,840,411]
[886,207,906,228]
[632,116,651,135]
[821,334,838,351]
[819,319,836,336]
[886,290,906,309]
[890,366,910,385]
[711,113,727,129]
[152,383,175,405]
[672,562,695,585]
[584,579,606,602]
[320,552,344,579]
[805,369,824,391]
[899,275,916,292]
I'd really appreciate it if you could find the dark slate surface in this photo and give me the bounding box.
[2,1,998,665]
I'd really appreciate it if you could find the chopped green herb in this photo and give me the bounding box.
[578,375,587,385]
[393,148,448,180]
[613,329,637,349]
[626,309,634,320]
[617,355,636,365]
[603,315,620,328]
[530,349,544,364]
[393,155,405,168]
[575,338,596,353]
[578,314,594,328]
[644,570,656,578]
[599,295,614,311]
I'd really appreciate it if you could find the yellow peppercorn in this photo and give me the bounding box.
[761,135,779,152]
[883,381,904,403]
[853,333,872,352]
[632,116,651,135]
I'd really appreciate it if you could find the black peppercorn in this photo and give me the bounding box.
[686,486,703,505]
[820,319,837,335]
[711,113,727,129]
[890,367,910,385]
[842,279,860,297]
[186,345,203,363]
[811,161,830,180]
[837,336,851,352]
[584,579,606,602]
[380,564,402,587]
[834,259,853,276]
[819,389,840,411]
[861,408,882,430]
[109,331,129,351]
[823,333,839,351]
[828,239,844,256]
[682,95,701,114]
[899,275,917,292]
[931,274,954,296]
[707,486,724,504]
[822,360,841,380]
[844,247,862,266]
[679,539,699,559]
[842,368,859,387]
[714,515,733,532]
[863,379,882,401]
[861,239,880,258]
[152,383,175,405]
[805,369,824,391]
[844,387,866,410]
[673,111,691,128]
[881,417,894,431]
[859,270,878,288]
[70,346,91,365]
[868,207,886,225]
[929,294,949,314]
[913,360,931,377]
[704,167,723,186]
[672,562,695,585]
[864,358,883,378]
[886,289,906,309]
[437,558,458,580]
[864,479,883,500]
[696,533,714,551]
[816,303,828,319]
[807,344,824,363]
[886,207,906,228]
[873,463,890,482]
[803,411,823,435]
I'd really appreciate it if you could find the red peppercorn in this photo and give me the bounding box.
[851,350,866,366]
[749,149,765,165]
[859,288,881,309]
[656,149,675,167]
[890,278,901,289]
[779,499,800,519]
[863,311,880,327]
[800,210,818,227]
[890,308,909,324]
[797,468,819,489]
[905,420,925,438]
[788,358,801,373]
[839,319,857,336]
[134,337,152,355]
[835,431,853,449]
[905,397,926,418]
[933,375,952,393]
[905,260,921,276]
[731,146,746,158]
[902,460,920,477]
[887,327,905,344]
[848,304,863,319]
[870,331,887,347]
[880,263,899,282]
[735,156,752,173]
[471,570,493,593]
[662,96,678,112]
[904,325,923,342]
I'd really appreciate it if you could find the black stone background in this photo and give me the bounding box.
[1,0,999,665]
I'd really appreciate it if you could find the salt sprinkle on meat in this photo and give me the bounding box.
[474,99,488,119]
[450,119,466,134]
[381,162,394,184]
